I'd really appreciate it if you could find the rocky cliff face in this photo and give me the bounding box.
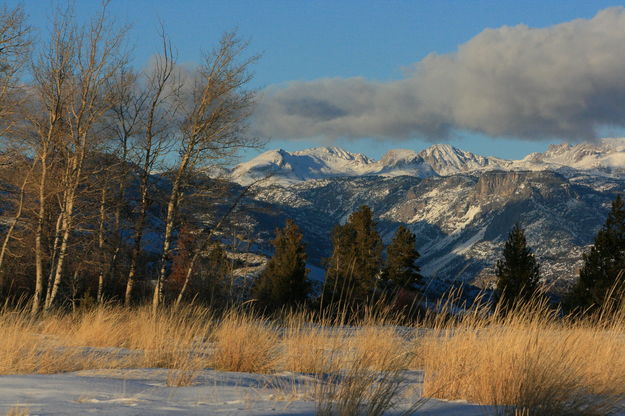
[193,140,625,299]
[232,169,623,298]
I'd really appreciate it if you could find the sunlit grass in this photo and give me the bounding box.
[0,296,623,414]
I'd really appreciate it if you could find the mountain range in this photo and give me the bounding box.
[230,138,625,185]
[219,139,625,298]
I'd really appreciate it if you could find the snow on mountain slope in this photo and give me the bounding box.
[230,146,377,185]
[220,139,625,298]
[516,138,625,173]
[418,144,511,176]
[174,144,625,301]
[230,139,625,185]
[236,171,622,298]
[231,144,507,185]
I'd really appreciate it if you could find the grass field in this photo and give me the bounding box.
[0,298,623,415]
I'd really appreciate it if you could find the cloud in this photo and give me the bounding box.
[253,7,625,142]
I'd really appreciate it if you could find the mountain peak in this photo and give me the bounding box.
[295,145,345,155]
[425,143,457,152]
[518,138,625,171]
[230,139,625,185]
[231,146,376,185]
[379,149,420,165]
[416,144,509,176]
[293,146,373,163]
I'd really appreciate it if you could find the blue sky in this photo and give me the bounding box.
[11,0,625,162]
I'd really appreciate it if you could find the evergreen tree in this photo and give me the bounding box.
[252,219,310,310]
[569,195,625,310]
[495,223,540,306]
[383,225,423,289]
[324,222,357,302]
[324,205,383,303]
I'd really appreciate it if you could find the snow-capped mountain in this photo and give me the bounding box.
[517,138,625,174]
[216,139,625,299]
[230,146,377,184]
[231,144,511,185]
[231,170,622,298]
[230,139,625,185]
[417,144,511,176]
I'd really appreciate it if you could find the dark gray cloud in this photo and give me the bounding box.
[253,8,625,141]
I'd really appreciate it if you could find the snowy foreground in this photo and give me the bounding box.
[0,368,489,415]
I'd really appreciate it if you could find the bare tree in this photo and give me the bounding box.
[100,67,145,304]
[152,31,260,310]
[0,4,30,132]
[42,4,128,311]
[90,156,121,304]
[0,8,266,310]
[0,157,33,288]
[123,31,180,305]
[24,9,76,314]
[12,4,128,312]
[0,5,31,294]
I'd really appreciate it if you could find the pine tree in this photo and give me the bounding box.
[569,195,625,310]
[252,219,310,310]
[323,222,357,302]
[383,225,423,289]
[324,205,383,303]
[495,223,540,306]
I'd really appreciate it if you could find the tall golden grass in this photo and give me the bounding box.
[0,297,622,414]
[280,319,343,373]
[212,310,279,373]
[4,407,29,416]
[314,348,421,416]
[419,296,625,415]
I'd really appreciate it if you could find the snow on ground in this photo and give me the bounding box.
[0,368,490,415]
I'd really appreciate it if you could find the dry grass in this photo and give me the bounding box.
[211,311,279,373]
[280,313,345,373]
[0,297,622,416]
[349,326,408,371]
[0,305,214,376]
[314,348,422,416]
[419,298,625,415]
[126,306,213,369]
[4,407,29,416]
[0,307,129,374]
[280,310,423,415]
[165,351,206,387]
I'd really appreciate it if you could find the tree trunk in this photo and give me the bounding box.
[107,150,127,298]
[152,187,181,311]
[0,165,32,286]
[96,187,107,304]
[45,142,85,311]
[153,154,189,311]
[44,193,75,311]
[45,211,63,303]
[32,153,48,315]
[124,170,149,306]
[175,250,198,308]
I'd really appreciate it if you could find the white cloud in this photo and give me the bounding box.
[253,8,625,142]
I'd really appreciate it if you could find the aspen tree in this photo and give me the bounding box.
[153,32,259,310]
